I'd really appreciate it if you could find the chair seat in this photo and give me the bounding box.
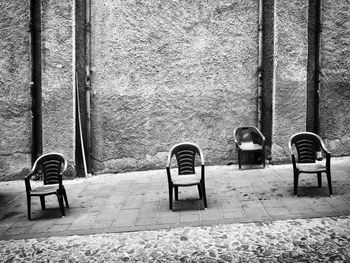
[172,174,201,186]
[297,162,327,173]
[30,185,60,195]
[240,142,263,151]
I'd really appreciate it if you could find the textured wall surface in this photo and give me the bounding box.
[41,0,76,169]
[272,1,309,161]
[91,0,259,173]
[0,1,32,180]
[319,0,350,155]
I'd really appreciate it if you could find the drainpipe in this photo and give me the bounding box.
[85,0,92,173]
[257,0,263,130]
[30,0,42,164]
[314,0,321,134]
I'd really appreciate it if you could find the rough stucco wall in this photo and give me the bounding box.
[91,0,258,173]
[0,1,32,180]
[272,1,308,161]
[319,0,350,155]
[41,0,76,170]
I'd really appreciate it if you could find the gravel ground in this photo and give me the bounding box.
[1,216,349,262]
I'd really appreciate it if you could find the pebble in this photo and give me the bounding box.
[0,216,349,262]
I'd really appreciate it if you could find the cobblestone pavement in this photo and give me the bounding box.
[1,216,349,262]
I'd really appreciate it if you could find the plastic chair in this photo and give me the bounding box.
[166,142,207,211]
[24,153,69,220]
[288,132,332,197]
[234,126,266,169]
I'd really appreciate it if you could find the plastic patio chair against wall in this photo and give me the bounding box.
[24,153,69,220]
[288,132,332,197]
[166,142,207,211]
[233,126,266,169]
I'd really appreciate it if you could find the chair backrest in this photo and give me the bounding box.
[288,132,323,163]
[234,126,265,145]
[167,142,204,175]
[32,153,67,185]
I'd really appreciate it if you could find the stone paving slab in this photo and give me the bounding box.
[0,216,349,262]
[0,157,350,241]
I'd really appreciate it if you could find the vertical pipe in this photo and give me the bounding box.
[314,0,321,134]
[76,73,88,177]
[30,0,42,164]
[257,0,263,130]
[85,0,92,173]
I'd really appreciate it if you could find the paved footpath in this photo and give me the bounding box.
[0,158,350,261]
[1,216,350,262]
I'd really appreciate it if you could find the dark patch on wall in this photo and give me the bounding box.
[261,0,274,147]
[306,0,318,133]
[31,0,43,163]
[75,0,87,176]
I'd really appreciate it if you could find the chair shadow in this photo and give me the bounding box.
[238,164,266,170]
[172,199,205,211]
[31,208,62,220]
[296,186,332,197]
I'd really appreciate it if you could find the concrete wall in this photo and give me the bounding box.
[41,0,76,175]
[0,1,32,180]
[319,0,350,155]
[271,1,309,161]
[90,0,259,173]
[1,0,350,179]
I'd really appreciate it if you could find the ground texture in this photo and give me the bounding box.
[1,216,349,262]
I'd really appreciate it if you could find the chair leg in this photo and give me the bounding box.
[197,185,202,199]
[27,194,31,220]
[326,171,333,196]
[317,172,322,187]
[294,172,299,196]
[202,181,207,208]
[174,186,179,201]
[57,194,65,216]
[62,187,69,208]
[168,184,173,210]
[238,151,242,170]
[262,149,266,168]
[40,196,46,210]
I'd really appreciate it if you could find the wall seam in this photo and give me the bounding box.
[271,0,277,150]
[72,0,76,167]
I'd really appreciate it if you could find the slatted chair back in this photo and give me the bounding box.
[169,143,203,175]
[32,153,67,185]
[289,132,322,164]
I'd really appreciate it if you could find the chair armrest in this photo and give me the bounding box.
[201,164,205,181]
[319,141,331,156]
[166,151,173,183]
[290,154,297,170]
[325,152,331,168]
[166,152,172,169]
[197,146,205,165]
[24,171,35,192]
[200,155,205,166]
[254,128,266,143]
[288,137,295,156]
[166,166,172,184]
[24,170,35,180]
